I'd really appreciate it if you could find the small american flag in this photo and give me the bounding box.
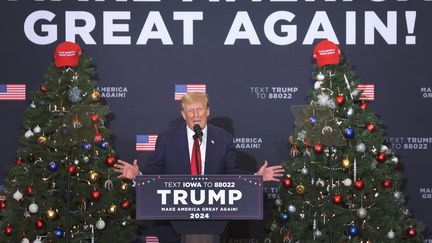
[174,84,206,100]
[136,135,158,151]
[357,84,374,101]
[0,84,26,100]
[145,235,159,243]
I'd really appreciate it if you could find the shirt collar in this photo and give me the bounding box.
[186,124,208,140]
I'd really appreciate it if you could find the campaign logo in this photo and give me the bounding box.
[233,137,263,150]
[174,84,206,100]
[96,86,128,98]
[389,136,431,150]
[250,86,299,100]
[420,87,432,98]
[356,84,374,101]
[0,84,26,100]
[419,187,432,200]
[136,134,158,151]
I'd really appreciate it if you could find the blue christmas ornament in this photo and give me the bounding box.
[344,127,355,138]
[348,225,358,236]
[82,142,92,151]
[99,140,109,149]
[310,116,317,125]
[54,227,65,238]
[281,212,289,221]
[48,161,58,172]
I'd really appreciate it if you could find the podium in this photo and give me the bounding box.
[136,175,263,243]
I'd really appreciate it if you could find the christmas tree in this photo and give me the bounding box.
[0,42,137,242]
[265,40,425,242]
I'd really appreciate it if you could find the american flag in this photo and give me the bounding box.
[174,84,206,100]
[145,235,159,243]
[0,84,26,100]
[136,135,158,151]
[356,84,374,101]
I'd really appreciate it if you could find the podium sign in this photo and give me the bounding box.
[136,175,263,220]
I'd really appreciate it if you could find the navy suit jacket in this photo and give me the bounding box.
[143,124,246,175]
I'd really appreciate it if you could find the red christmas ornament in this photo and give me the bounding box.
[335,95,345,105]
[4,224,13,236]
[332,194,343,204]
[283,177,293,188]
[68,164,77,175]
[366,123,376,133]
[94,132,103,143]
[354,179,365,190]
[25,186,33,197]
[314,143,324,154]
[35,218,45,229]
[105,155,116,167]
[382,179,392,189]
[90,189,101,201]
[40,85,48,93]
[120,200,131,209]
[90,114,99,123]
[360,103,368,110]
[407,227,417,238]
[16,158,23,165]
[376,152,386,163]
[0,200,6,209]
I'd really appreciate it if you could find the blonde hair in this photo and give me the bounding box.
[181,92,209,110]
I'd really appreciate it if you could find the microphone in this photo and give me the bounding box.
[193,124,203,141]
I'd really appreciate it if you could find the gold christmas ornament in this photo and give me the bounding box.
[121,182,130,191]
[295,184,306,195]
[38,136,47,145]
[341,158,352,169]
[107,204,118,215]
[89,171,99,182]
[91,91,101,102]
[46,208,57,220]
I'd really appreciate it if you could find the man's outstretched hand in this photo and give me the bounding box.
[114,159,140,180]
[256,160,284,182]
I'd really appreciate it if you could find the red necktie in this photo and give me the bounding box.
[190,136,202,175]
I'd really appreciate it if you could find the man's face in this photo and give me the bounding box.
[181,101,210,130]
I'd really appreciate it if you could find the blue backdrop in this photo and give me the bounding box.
[1,1,431,241]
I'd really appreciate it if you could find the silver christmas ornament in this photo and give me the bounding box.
[380,145,389,153]
[33,125,41,134]
[316,72,325,81]
[387,229,395,239]
[391,156,399,164]
[21,238,30,243]
[68,86,83,103]
[96,219,106,230]
[355,143,366,153]
[394,191,401,199]
[300,166,309,176]
[274,198,282,207]
[288,205,296,213]
[314,230,322,238]
[347,107,354,117]
[25,129,34,138]
[356,207,367,219]
[314,81,323,90]
[33,238,42,243]
[30,101,36,108]
[83,156,90,163]
[74,159,80,165]
[315,178,325,187]
[342,178,352,187]
[29,203,39,213]
[13,190,23,201]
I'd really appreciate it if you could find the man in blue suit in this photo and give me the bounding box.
[115,92,283,242]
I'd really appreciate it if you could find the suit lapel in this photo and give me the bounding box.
[177,126,191,174]
[204,125,214,174]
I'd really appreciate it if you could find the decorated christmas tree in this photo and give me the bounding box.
[0,42,137,242]
[265,40,425,242]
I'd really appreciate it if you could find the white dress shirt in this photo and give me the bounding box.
[186,125,207,175]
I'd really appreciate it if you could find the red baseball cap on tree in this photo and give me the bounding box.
[54,41,82,67]
[313,40,341,67]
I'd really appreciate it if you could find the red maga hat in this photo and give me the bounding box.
[54,41,82,67]
[313,40,340,67]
